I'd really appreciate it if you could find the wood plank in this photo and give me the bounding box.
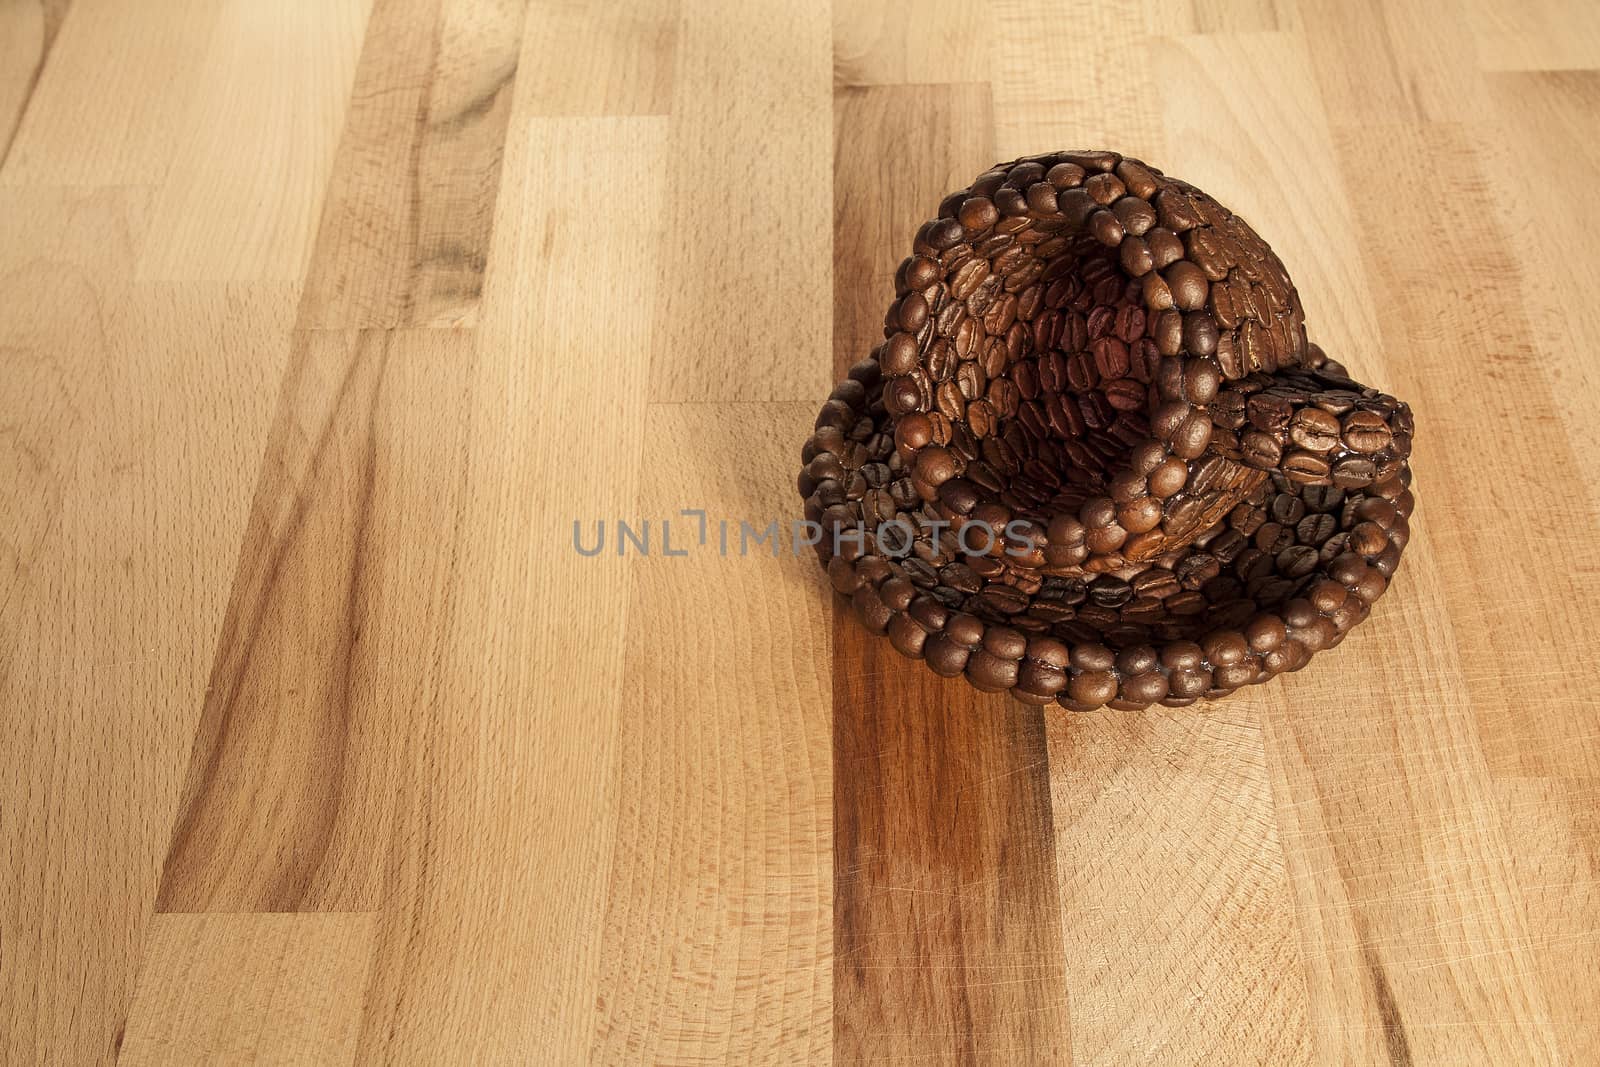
[135,0,370,282]
[831,82,1074,1065]
[519,0,676,117]
[1328,118,1597,1067]
[833,0,990,87]
[118,913,377,1066]
[1294,1,1491,124]
[1472,78,1600,1060]
[0,0,219,186]
[989,0,1162,158]
[0,0,72,169]
[157,328,479,913]
[0,191,296,1065]
[588,402,832,1063]
[349,115,670,1061]
[646,0,831,402]
[1047,703,1312,1065]
[1482,72,1600,539]
[298,0,527,328]
[1158,32,1564,1064]
[1154,30,1564,1062]
[1464,0,1600,72]
[157,0,532,912]
[1144,0,1291,35]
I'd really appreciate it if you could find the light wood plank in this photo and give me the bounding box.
[1465,0,1600,72]
[519,0,676,117]
[157,328,479,913]
[0,0,219,186]
[1329,118,1597,1067]
[118,913,377,1066]
[1047,704,1312,1065]
[1157,31,1565,1064]
[1294,1,1491,124]
[0,191,296,1065]
[833,0,990,87]
[588,402,832,1063]
[135,0,370,282]
[350,115,670,1061]
[646,0,832,402]
[990,0,1162,157]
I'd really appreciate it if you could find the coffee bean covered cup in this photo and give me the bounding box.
[800,150,1415,710]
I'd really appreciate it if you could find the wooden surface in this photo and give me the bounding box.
[2,1,1598,1063]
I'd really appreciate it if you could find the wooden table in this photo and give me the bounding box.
[3,1,1597,1063]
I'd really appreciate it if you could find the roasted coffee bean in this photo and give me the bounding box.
[1146,227,1184,270]
[1103,378,1147,411]
[1288,408,1341,452]
[1283,450,1332,483]
[1241,430,1282,469]
[1065,351,1098,392]
[1247,393,1293,433]
[967,399,996,439]
[1163,260,1209,311]
[936,381,965,420]
[1092,336,1131,379]
[1332,455,1377,487]
[957,360,984,401]
[1269,493,1305,525]
[1341,409,1392,454]
[950,257,990,300]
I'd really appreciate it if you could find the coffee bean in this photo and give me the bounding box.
[1092,337,1131,379]
[1288,408,1341,452]
[1142,271,1174,310]
[1046,162,1086,188]
[936,381,965,420]
[1239,430,1282,469]
[1087,304,1115,339]
[1247,393,1293,433]
[1331,455,1377,488]
[1026,182,1060,215]
[959,197,1000,234]
[1120,236,1154,276]
[957,360,984,401]
[1089,210,1125,246]
[1146,228,1184,269]
[968,399,996,439]
[1283,450,1332,483]
[1103,379,1146,411]
[1164,260,1210,311]
[1341,409,1392,453]
[1155,188,1201,231]
[1060,351,1093,392]
[950,258,990,300]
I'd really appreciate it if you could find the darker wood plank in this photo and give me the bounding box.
[297,0,527,328]
[158,329,475,912]
[831,83,1074,1064]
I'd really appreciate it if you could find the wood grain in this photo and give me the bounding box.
[1046,704,1311,1064]
[3,3,1599,1064]
[298,0,527,327]
[118,913,377,1065]
[0,0,71,169]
